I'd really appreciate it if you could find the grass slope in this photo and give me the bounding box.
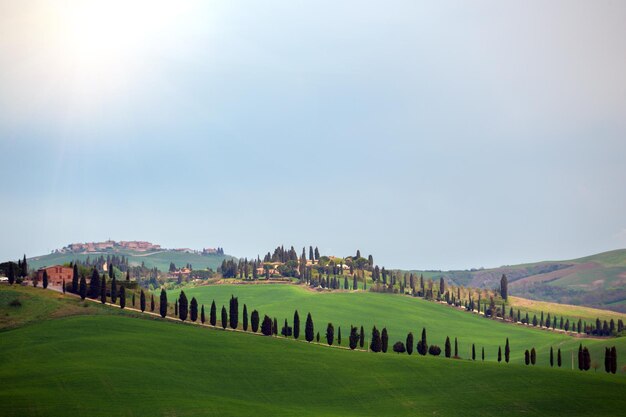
[27,250,233,272]
[1,313,625,417]
[170,284,626,370]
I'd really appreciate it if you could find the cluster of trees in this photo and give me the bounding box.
[2,255,29,284]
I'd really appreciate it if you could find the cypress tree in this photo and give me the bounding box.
[454,337,459,358]
[407,332,414,355]
[62,279,66,293]
[370,326,382,352]
[349,326,359,350]
[505,338,510,363]
[201,304,206,324]
[500,274,508,300]
[229,295,238,329]
[604,347,611,373]
[221,306,227,329]
[261,315,272,335]
[190,297,198,322]
[610,346,617,374]
[482,347,485,361]
[583,347,591,371]
[79,274,87,300]
[498,346,502,362]
[338,327,342,345]
[578,344,583,370]
[174,300,178,316]
[305,313,314,342]
[472,344,476,360]
[132,293,135,307]
[119,286,126,309]
[150,294,155,312]
[243,304,248,331]
[326,323,334,345]
[210,301,217,326]
[524,350,530,365]
[530,348,536,365]
[178,291,188,321]
[359,325,365,348]
[89,268,100,298]
[7,263,15,285]
[159,289,167,318]
[417,328,428,355]
[381,328,389,353]
[550,346,554,367]
[42,270,48,289]
[316,332,320,342]
[139,290,145,311]
[251,310,259,332]
[100,277,106,304]
[111,276,117,304]
[557,348,562,367]
[72,264,79,293]
[293,310,300,339]
[444,336,451,358]
[273,317,278,335]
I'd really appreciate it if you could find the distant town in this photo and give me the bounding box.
[56,240,224,256]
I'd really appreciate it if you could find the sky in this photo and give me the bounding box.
[1,0,625,270]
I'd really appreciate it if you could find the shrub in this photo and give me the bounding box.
[393,341,406,354]
[428,345,442,356]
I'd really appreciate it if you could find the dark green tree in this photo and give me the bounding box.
[454,337,459,358]
[305,313,314,342]
[229,295,238,329]
[132,293,135,308]
[210,301,217,326]
[406,332,414,355]
[525,350,530,365]
[119,286,126,309]
[150,294,155,312]
[482,347,485,361]
[417,328,428,355]
[243,304,248,331]
[42,270,48,289]
[178,291,188,321]
[261,315,272,335]
[89,268,100,298]
[7,262,15,285]
[338,327,342,345]
[550,346,554,367]
[190,297,198,322]
[293,310,300,339]
[472,344,476,360]
[139,290,146,311]
[359,325,365,348]
[72,264,79,293]
[500,274,508,300]
[393,341,406,354]
[497,346,502,362]
[110,276,117,304]
[557,348,562,367]
[349,326,359,350]
[381,328,389,353]
[79,274,87,300]
[159,289,167,318]
[370,326,382,352]
[444,336,451,358]
[610,346,617,374]
[100,277,107,304]
[201,304,206,324]
[62,279,66,293]
[530,348,536,365]
[326,323,334,345]
[505,338,510,363]
[273,317,278,336]
[251,310,260,332]
[221,306,228,329]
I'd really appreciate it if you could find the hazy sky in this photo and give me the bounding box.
[1,1,625,270]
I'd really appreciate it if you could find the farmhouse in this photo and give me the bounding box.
[37,265,73,286]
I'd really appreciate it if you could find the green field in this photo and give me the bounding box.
[169,284,626,369]
[1,286,625,417]
[27,250,233,272]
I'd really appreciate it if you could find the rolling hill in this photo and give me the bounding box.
[26,247,233,273]
[0,285,624,417]
[409,249,626,313]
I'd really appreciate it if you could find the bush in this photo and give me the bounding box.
[393,341,406,354]
[428,345,442,356]
[9,299,21,307]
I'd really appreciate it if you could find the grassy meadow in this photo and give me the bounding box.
[170,284,626,369]
[0,287,625,417]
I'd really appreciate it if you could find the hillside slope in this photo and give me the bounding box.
[27,249,233,272]
[1,287,624,417]
[411,249,626,313]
